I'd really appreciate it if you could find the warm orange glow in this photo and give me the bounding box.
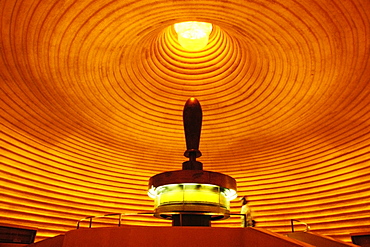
[1,0,369,243]
[174,21,213,51]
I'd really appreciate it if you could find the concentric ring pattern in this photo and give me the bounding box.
[1,0,369,243]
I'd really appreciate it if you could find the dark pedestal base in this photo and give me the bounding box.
[172,214,211,226]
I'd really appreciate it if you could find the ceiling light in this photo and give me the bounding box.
[174,21,213,51]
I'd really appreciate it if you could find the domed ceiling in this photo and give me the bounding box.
[1,0,369,243]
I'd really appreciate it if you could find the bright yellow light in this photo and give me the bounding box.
[174,21,213,51]
[148,183,237,205]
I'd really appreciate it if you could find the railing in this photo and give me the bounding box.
[76,212,248,229]
[76,212,154,229]
[291,219,310,232]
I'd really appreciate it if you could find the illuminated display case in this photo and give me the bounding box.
[150,183,235,216]
[148,168,237,223]
[148,98,237,226]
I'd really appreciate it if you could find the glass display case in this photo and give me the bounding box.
[149,183,236,218]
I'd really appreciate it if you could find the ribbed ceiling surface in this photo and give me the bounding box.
[1,0,369,243]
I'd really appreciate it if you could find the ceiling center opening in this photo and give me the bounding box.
[174,21,213,51]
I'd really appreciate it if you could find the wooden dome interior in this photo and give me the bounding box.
[1,0,369,243]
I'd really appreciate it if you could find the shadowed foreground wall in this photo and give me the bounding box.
[1,0,369,243]
[27,226,315,247]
